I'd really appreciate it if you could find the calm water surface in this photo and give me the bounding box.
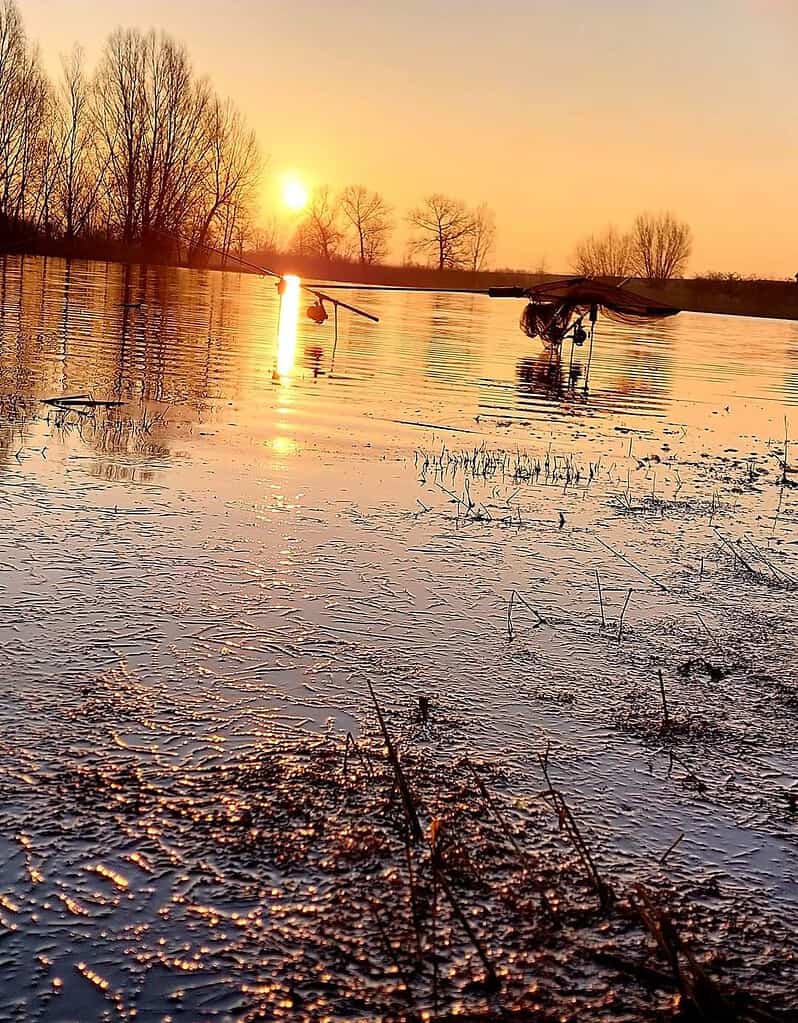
[2,254,798,446]
[0,255,796,1020]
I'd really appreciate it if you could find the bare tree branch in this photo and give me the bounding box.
[572,226,632,277]
[340,184,392,265]
[629,211,692,280]
[406,193,473,271]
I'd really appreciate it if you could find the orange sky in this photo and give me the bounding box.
[23,0,798,278]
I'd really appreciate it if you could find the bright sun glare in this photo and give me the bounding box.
[282,178,309,212]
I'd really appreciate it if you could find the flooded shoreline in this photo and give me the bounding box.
[0,255,796,1020]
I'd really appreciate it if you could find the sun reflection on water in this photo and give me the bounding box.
[276,275,300,378]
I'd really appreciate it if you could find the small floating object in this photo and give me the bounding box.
[120,300,146,309]
[42,394,125,409]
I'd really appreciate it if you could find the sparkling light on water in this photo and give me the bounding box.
[276,275,300,378]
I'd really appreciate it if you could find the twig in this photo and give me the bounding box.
[432,853,501,991]
[632,884,734,1018]
[595,569,606,629]
[617,588,633,642]
[594,535,668,592]
[712,527,756,575]
[467,761,525,861]
[742,534,795,584]
[538,753,613,910]
[366,680,423,843]
[694,613,723,655]
[370,902,415,1001]
[658,670,670,730]
[514,590,547,627]
[659,831,685,865]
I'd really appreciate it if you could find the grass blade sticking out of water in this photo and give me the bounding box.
[367,679,423,843]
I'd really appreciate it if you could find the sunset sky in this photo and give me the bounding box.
[23,0,798,278]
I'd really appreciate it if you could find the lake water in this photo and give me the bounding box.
[0,255,796,1020]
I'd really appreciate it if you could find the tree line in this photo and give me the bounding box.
[285,188,497,271]
[572,212,693,280]
[0,0,694,279]
[0,0,258,261]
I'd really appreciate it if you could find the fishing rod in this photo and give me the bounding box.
[156,228,379,324]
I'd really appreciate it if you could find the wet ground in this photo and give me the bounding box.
[0,255,796,1020]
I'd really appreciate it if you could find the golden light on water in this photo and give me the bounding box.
[276,274,300,378]
[281,177,309,212]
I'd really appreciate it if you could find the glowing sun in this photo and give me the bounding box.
[282,177,309,212]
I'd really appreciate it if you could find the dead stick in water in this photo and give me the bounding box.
[712,527,755,575]
[742,534,795,584]
[366,679,423,843]
[467,761,526,861]
[403,832,424,962]
[538,753,612,909]
[594,535,668,592]
[467,761,555,916]
[507,590,515,641]
[595,569,606,629]
[432,857,501,991]
[659,832,685,865]
[658,670,670,731]
[782,415,790,485]
[617,588,633,642]
[515,590,547,627]
[370,902,415,1001]
[694,613,723,655]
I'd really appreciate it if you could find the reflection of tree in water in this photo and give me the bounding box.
[424,293,484,386]
[598,321,674,405]
[782,322,798,404]
[0,253,287,462]
[0,254,256,462]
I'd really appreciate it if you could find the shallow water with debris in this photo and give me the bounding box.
[0,255,796,1020]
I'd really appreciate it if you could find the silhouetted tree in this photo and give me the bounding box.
[630,211,692,279]
[293,186,345,261]
[188,96,259,259]
[573,225,632,277]
[91,27,258,255]
[0,0,53,236]
[53,47,103,239]
[340,184,392,264]
[92,29,147,243]
[465,202,495,271]
[407,194,474,270]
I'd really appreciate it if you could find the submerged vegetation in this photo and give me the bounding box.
[29,700,794,1022]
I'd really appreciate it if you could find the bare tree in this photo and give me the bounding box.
[292,186,345,261]
[340,184,392,264]
[0,5,259,259]
[92,29,148,243]
[250,214,280,254]
[0,1,53,236]
[572,225,632,277]
[629,211,692,279]
[53,47,106,239]
[407,194,473,271]
[189,96,258,259]
[465,201,495,271]
[92,28,259,254]
[138,36,212,245]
